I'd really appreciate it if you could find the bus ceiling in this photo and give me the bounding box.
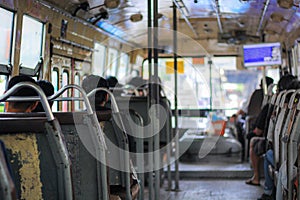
[26,0,300,55]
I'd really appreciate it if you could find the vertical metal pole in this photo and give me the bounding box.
[153,0,160,199]
[208,58,213,110]
[262,67,267,96]
[173,2,180,191]
[147,0,153,199]
[292,47,298,77]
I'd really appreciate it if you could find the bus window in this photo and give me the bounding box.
[93,42,106,75]
[74,73,80,111]
[142,57,263,114]
[51,68,59,111]
[20,15,44,69]
[118,52,129,79]
[106,48,118,76]
[0,75,7,112]
[0,8,14,67]
[62,70,69,111]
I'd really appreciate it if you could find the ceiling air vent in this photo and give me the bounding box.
[218,31,247,45]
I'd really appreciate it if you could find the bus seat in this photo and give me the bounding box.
[54,111,108,200]
[0,113,72,200]
[107,96,170,187]
[286,107,300,199]
[108,96,172,146]
[96,111,140,200]
[0,140,16,199]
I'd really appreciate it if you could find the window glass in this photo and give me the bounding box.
[74,73,80,111]
[62,70,69,111]
[0,75,7,112]
[20,15,43,69]
[51,68,59,112]
[0,8,13,65]
[118,52,129,79]
[93,43,106,75]
[142,56,261,114]
[105,48,118,76]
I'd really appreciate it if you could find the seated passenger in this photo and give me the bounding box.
[5,75,38,113]
[247,75,295,187]
[32,80,55,112]
[2,75,38,198]
[82,75,110,111]
[256,74,297,200]
[237,76,274,117]
[245,104,269,186]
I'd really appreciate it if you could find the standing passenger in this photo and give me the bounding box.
[237,76,274,117]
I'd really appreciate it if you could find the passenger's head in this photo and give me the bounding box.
[283,78,300,104]
[106,76,119,88]
[260,76,274,88]
[287,79,300,90]
[5,75,38,112]
[82,75,109,107]
[32,80,55,112]
[277,74,296,92]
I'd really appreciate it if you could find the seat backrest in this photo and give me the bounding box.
[110,96,172,145]
[54,112,108,200]
[96,111,139,200]
[0,140,16,199]
[0,113,72,200]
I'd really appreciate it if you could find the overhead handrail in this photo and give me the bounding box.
[0,82,54,121]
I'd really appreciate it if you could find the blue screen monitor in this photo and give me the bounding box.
[243,42,282,67]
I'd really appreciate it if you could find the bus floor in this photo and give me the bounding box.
[144,159,264,199]
[144,178,264,200]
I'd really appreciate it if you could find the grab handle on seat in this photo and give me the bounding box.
[0,81,54,121]
[49,84,94,115]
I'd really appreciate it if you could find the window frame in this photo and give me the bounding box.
[62,69,70,111]
[51,67,59,111]
[0,7,15,75]
[19,14,45,76]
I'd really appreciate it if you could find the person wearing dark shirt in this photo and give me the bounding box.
[246,75,295,188]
